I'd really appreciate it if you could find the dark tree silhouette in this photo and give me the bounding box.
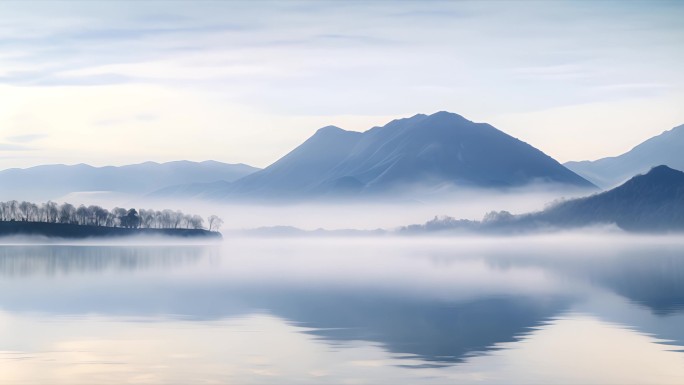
[121,209,140,229]
[208,215,224,231]
[0,201,220,231]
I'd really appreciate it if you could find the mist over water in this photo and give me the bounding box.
[59,186,591,231]
[1,235,684,384]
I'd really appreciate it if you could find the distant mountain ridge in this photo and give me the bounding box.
[154,111,594,200]
[565,123,684,188]
[402,165,684,234]
[0,160,259,201]
[533,165,684,231]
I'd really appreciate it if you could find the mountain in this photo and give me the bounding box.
[533,165,684,232]
[0,160,259,202]
[156,112,594,200]
[149,180,234,200]
[223,125,364,197]
[403,165,684,234]
[565,123,684,188]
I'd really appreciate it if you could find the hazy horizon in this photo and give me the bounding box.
[1,113,683,171]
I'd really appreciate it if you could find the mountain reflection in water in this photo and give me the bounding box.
[0,236,683,383]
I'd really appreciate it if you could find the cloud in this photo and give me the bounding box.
[0,143,33,151]
[93,113,158,127]
[0,69,136,87]
[5,134,47,143]
[0,1,682,169]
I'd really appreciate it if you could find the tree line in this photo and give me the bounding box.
[0,201,224,231]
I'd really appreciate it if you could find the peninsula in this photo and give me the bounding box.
[0,201,223,239]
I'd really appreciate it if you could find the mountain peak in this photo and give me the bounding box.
[428,111,467,120]
[648,164,680,174]
[402,111,469,123]
[635,165,684,183]
[377,111,471,132]
[607,165,684,199]
[307,125,361,145]
[315,125,347,135]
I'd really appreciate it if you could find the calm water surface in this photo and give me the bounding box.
[1,236,684,384]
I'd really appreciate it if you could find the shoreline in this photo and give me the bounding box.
[0,221,222,240]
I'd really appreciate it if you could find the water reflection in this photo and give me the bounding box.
[481,243,684,314]
[0,245,215,276]
[252,292,569,365]
[0,237,683,383]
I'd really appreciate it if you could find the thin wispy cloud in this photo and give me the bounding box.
[0,1,682,168]
[0,143,33,151]
[5,134,47,143]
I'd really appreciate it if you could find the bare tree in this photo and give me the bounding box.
[89,206,108,227]
[189,215,204,230]
[75,205,89,225]
[59,203,76,224]
[111,207,128,227]
[208,215,223,231]
[44,201,59,223]
[8,200,19,221]
[17,201,40,222]
[0,200,215,232]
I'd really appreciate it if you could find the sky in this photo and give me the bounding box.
[0,0,683,169]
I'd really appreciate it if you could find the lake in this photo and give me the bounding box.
[1,235,684,384]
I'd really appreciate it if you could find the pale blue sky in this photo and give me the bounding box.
[0,1,683,168]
